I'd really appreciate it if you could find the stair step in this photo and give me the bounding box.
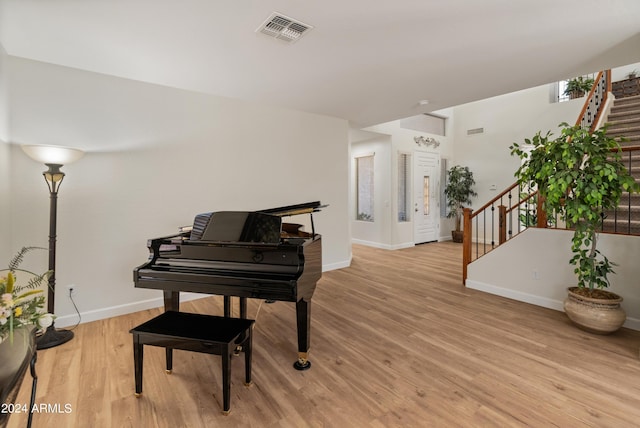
[607,118,640,127]
[615,95,640,104]
[607,129,640,136]
[601,224,640,234]
[607,108,640,122]
[616,136,640,145]
[603,205,640,214]
[611,97,640,108]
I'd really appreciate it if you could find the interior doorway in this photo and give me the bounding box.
[413,152,440,244]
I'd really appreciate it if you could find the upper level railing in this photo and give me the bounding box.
[462,70,612,284]
[577,70,611,131]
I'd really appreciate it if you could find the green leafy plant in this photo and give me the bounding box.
[510,123,640,291]
[564,76,595,98]
[444,165,477,234]
[0,247,54,343]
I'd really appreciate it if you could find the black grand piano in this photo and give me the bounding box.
[133,201,325,370]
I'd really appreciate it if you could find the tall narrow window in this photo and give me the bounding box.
[398,153,411,222]
[423,176,430,215]
[356,155,374,221]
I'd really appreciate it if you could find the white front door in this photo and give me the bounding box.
[413,152,440,244]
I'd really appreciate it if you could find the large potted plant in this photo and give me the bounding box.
[444,165,477,243]
[564,76,595,99]
[510,123,640,334]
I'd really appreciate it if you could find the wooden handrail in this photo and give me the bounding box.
[470,181,519,219]
[617,145,640,152]
[590,70,611,132]
[504,190,537,215]
[575,71,604,128]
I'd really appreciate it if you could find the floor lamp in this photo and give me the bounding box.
[22,145,84,350]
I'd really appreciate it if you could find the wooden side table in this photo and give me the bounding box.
[0,327,38,428]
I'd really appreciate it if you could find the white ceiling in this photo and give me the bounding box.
[2,0,640,127]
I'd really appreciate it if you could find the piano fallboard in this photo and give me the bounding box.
[134,235,321,302]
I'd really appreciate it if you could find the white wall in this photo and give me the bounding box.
[8,57,351,326]
[611,61,640,81]
[451,84,584,213]
[0,42,10,263]
[467,228,640,330]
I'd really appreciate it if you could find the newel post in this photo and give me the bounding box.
[462,208,472,285]
[536,194,547,228]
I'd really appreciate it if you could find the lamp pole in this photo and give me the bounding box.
[36,163,74,350]
[21,145,84,350]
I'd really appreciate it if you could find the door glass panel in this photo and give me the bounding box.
[423,176,430,215]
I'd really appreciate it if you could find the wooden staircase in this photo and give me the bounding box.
[603,94,640,234]
[462,70,640,284]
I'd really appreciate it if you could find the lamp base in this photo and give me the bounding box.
[36,325,74,350]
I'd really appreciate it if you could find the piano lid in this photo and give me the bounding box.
[188,202,326,242]
[258,201,327,217]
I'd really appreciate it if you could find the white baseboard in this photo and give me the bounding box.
[352,239,416,250]
[391,242,415,250]
[466,279,640,331]
[54,292,208,328]
[323,258,351,271]
[466,279,564,311]
[352,238,393,249]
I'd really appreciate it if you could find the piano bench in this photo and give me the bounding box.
[129,311,255,414]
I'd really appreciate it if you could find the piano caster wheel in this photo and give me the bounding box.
[222,410,231,416]
[135,392,142,398]
[293,359,311,371]
[244,381,253,387]
[165,369,172,374]
[265,299,276,304]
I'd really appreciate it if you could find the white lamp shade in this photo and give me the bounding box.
[22,145,85,165]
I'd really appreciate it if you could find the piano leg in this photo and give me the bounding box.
[240,297,247,319]
[293,299,311,371]
[224,296,231,317]
[163,290,179,312]
[224,297,247,318]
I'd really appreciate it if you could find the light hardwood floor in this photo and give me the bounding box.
[7,242,640,427]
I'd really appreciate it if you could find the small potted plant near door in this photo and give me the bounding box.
[564,76,595,99]
[444,165,477,243]
[510,123,640,334]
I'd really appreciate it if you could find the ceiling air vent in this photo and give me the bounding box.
[257,13,313,43]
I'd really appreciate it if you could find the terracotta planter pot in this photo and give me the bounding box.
[563,287,626,335]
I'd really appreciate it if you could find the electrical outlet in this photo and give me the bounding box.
[66,284,77,297]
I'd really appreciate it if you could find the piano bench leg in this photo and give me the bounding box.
[166,348,173,374]
[244,328,253,386]
[130,312,254,414]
